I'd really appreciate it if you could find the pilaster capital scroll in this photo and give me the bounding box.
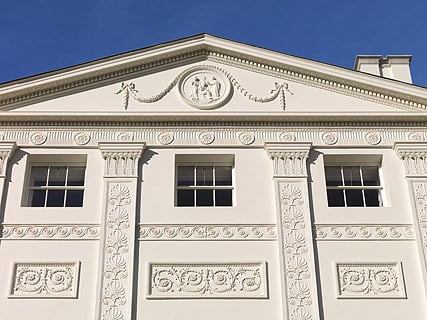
[0,142,16,178]
[98,142,145,177]
[394,143,427,177]
[265,142,312,178]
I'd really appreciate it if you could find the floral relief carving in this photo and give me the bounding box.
[149,263,267,298]
[138,225,277,240]
[315,225,415,240]
[279,183,314,320]
[280,132,296,142]
[198,131,215,145]
[238,132,255,145]
[101,183,132,320]
[321,132,338,145]
[157,132,174,145]
[0,225,100,240]
[364,132,381,145]
[10,262,79,298]
[337,263,406,298]
[117,132,134,142]
[408,132,425,142]
[73,132,91,145]
[30,132,47,145]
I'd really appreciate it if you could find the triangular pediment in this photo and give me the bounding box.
[1,34,427,117]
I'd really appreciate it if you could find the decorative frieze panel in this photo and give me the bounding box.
[336,263,406,298]
[139,224,277,240]
[265,143,311,177]
[0,224,100,240]
[148,262,267,299]
[2,128,427,148]
[9,262,80,298]
[315,225,415,241]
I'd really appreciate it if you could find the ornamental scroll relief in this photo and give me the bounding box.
[336,263,406,298]
[148,262,267,299]
[115,65,292,110]
[9,262,80,298]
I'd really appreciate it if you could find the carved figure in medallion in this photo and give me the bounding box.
[190,76,222,103]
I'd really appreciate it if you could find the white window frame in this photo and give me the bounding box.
[323,155,384,208]
[23,155,87,208]
[175,154,234,207]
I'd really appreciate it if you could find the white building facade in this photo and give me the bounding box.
[1,34,427,320]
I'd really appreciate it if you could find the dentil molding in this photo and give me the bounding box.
[9,261,80,298]
[315,225,415,241]
[148,262,267,299]
[336,262,406,298]
[0,224,100,240]
[138,224,277,240]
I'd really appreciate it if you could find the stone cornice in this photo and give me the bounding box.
[1,34,426,111]
[265,142,312,177]
[98,142,145,177]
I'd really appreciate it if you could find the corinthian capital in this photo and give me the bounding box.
[99,142,145,177]
[395,143,427,177]
[265,143,311,178]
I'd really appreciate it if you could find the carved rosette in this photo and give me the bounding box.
[10,262,80,298]
[321,132,338,145]
[157,132,174,145]
[337,263,406,298]
[239,132,255,145]
[99,143,145,177]
[279,183,314,319]
[0,143,16,177]
[265,143,311,177]
[280,132,296,142]
[149,263,267,298]
[365,132,381,145]
[198,131,215,145]
[117,132,134,142]
[73,132,91,145]
[30,132,47,145]
[101,183,132,320]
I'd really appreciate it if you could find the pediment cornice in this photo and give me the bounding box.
[1,34,427,111]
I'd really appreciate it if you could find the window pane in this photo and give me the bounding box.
[29,190,46,207]
[364,189,381,207]
[48,166,67,186]
[46,190,65,207]
[215,166,232,186]
[327,189,345,207]
[66,190,84,207]
[343,167,362,186]
[67,166,85,186]
[215,189,232,206]
[345,189,364,207]
[177,190,194,206]
[177,166,194,186]
[196,189,213,206]
[196,166,213,186]
[362,166,380,186]
[30,166,48,187]
[325,167,342,186]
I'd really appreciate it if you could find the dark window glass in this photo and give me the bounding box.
[364,189,381,207]
[196,166,213,186]
[327,189,345,207]
[177,190,194,207]
[48,166,67,186]
[345,189,364,207]
[343,166,362,186]
[362,167,380,186]
[177,166,194,186]
[46,190,65,207]
[30,190,46,207]
[325,167,342,186]
[67,167,86,186]
[66,190,84,207]
[215,189,232,206]
[30,166,48,187]
[215,166,232,186]
[196,189,214,206]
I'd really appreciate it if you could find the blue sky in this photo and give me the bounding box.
[1,0,426,86]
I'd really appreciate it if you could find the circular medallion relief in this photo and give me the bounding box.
[178,66,232,110]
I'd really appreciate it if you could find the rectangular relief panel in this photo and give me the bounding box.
[148,262,267,299]
[336,262,406,299]
[9,262,80,298]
